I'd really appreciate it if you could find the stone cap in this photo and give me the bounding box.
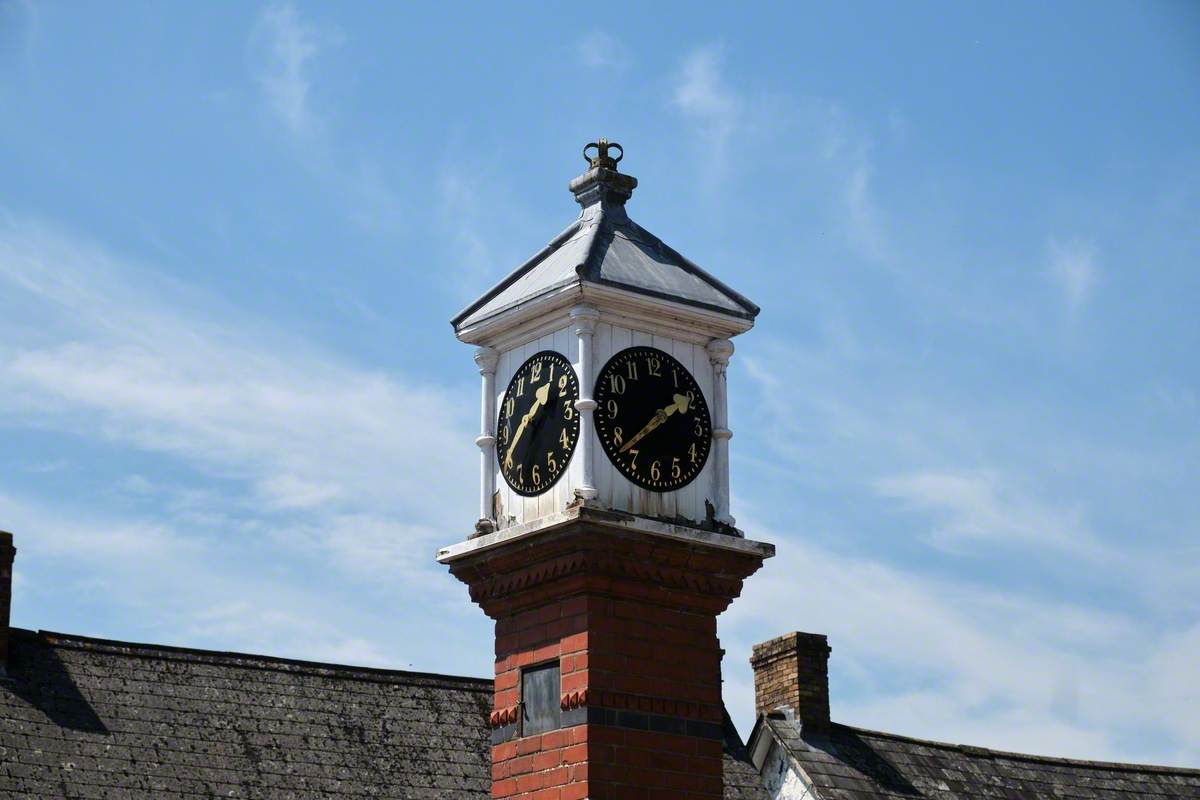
[436,503,774,565]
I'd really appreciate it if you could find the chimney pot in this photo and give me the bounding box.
[750,631,831,730]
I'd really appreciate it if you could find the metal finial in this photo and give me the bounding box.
[583,138,623,171]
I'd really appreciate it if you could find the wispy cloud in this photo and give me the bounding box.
[254,3,331,137]
[671,46,741,178]
[248,5,403,232]
[875,469,1099,557]
[667,47,888,258]
[0,216,482,666]
[435,159,544,297]
[575,31,631,71]
[842,161,886,260]
[1048,238,1098,317]
[723,525,1200,765]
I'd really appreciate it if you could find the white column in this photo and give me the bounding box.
[474,346,500,533]
[706,339,735,527]
[570,306,600,500]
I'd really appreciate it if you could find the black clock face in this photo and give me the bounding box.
[593,346,712,492]
[496,350,580,496]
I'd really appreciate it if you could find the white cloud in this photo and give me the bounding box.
[668,48,889,258]
[0,215,495,675]
[575,31,631,70]
[843,161,885,260]
[671,46,741,176]
[874,469,1100,557]
[722,524,1200,765]
[1048,238,1098,316]
[0,216,475,593]
[247,7,403,234]
[255,3,328,137]
[435,160,545,297]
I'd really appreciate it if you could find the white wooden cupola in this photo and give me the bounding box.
[451,140,759,535]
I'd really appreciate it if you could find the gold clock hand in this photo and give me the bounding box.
[618,393,691,453]
[504,381,553,468]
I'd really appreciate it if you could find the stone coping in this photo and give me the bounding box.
[436,504,775,565]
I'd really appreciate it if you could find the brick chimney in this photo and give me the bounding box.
[750,631,831,730]
[439,508,772,800]
[0,531,15,676]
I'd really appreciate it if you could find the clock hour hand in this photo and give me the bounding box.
[504,381,552,469]
[618,393,690,454]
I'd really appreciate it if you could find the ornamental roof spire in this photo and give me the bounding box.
[451,140,758,342]
[569,137,638,209]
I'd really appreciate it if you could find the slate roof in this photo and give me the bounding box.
[757,713,1200,800]
[0,629,768,799]
[451,172,760,333]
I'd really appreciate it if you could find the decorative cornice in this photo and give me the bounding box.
[465,548,748,609]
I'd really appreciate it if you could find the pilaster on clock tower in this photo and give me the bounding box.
[439,142,773,800]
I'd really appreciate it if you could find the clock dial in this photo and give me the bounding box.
[593,346,712,492]
[496,350,580,496]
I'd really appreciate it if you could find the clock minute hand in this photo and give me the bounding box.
[504,381,553,468]
[618,393,691,454]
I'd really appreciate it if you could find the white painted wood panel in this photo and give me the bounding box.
[552,325,573,517]
[493,346,517,528]
[692,339,717,522]
[592,322,613,510]
[488,318,719,529]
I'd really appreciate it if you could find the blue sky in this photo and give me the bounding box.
[2,0,1198,766]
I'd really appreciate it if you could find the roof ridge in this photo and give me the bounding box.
[830,721,1200,775]
[16,628,493,691]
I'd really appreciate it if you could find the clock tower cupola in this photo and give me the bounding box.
[450,139,759,536]
[439,142,773,800]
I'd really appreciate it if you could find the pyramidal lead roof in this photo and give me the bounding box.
[451,140,759,337]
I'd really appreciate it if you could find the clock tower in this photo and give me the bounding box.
[438,142,773,800]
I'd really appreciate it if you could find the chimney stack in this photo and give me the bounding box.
[0,531,15,676]
[750,631,831,730]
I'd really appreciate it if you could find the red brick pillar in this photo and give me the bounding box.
[440,508,772,800]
